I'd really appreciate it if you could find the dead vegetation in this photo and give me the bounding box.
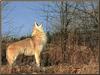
[0,62,99,74]
[0,35,99,74]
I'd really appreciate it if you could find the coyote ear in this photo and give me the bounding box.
[35,22,38,28]
[39,24,42,28]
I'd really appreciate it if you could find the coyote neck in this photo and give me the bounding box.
[32,33,47,45]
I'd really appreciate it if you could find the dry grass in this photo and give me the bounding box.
[0,62,99,74]
[1,36,99,74]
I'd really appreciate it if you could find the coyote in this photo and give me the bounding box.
[6,22,47,67]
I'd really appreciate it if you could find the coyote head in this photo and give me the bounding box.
[32,22,44,36]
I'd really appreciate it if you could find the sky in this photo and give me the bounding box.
[2,1,98,38]
[2,1,53,37]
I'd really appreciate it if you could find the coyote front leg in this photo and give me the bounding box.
[35,50,41,67]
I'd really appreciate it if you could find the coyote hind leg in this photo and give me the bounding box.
[6,48,18,66]
[7,56,16,66]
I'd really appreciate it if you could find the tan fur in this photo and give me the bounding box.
[6,22,47,67]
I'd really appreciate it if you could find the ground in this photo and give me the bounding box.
[0,62,99,74]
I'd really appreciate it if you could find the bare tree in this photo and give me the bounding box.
[28,0,99,64]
